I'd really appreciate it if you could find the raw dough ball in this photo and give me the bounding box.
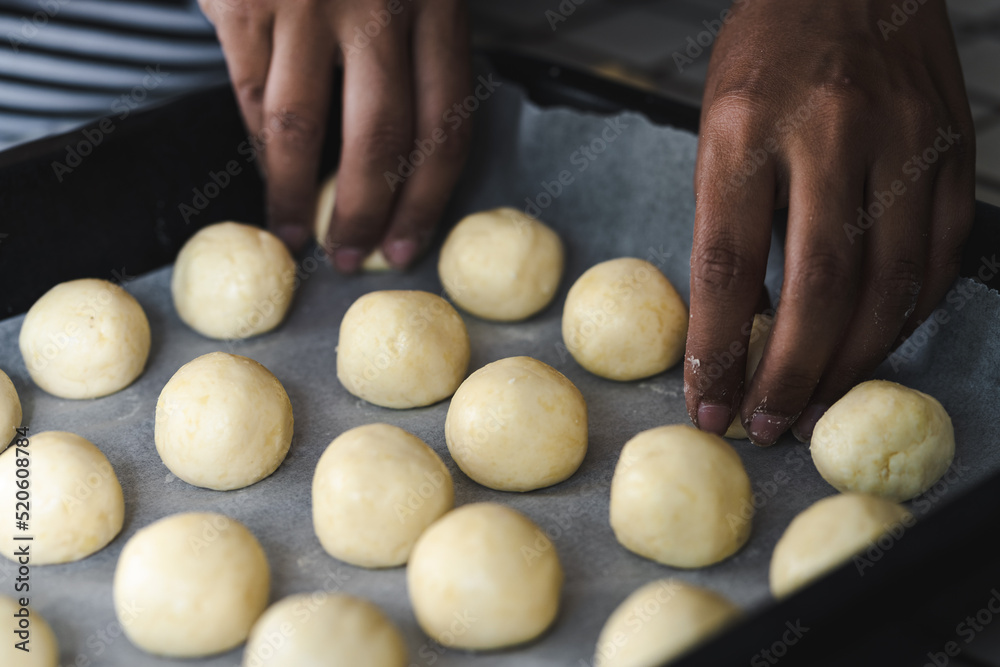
[811,380,954,501]
[172,221,296,339]
[594,579,740,667]
[726,314,774,439]
[0,369,21,451]
[114,512,270,657]
[155,352,293,490]
[562,258,687,381]
[770,493,912,598]
[445,356,587,492]
[337,290,470,409]
[610,425,753,568]
[0,595,58,667]
[408,503,563,650]
[438,207,564,321]
[312,423,454,567]
[243,593,407,667]
[0,431,124,564]
[314,173,390,271]
[19,278,151,399]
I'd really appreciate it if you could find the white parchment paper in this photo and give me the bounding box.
[1,74,998,666]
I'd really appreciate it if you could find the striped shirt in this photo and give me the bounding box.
[0,0,228,151]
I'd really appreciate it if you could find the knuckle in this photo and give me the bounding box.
[691,241,757,294]
[870,257,924,308]
[349,120,411,163]
[267,108,324,149]
[789,249,854,298]
[234,78,265,108]
[702,94,763,145]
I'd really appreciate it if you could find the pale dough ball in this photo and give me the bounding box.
[408,502,563,650]
[770,493,912,598]
[438,207,564,321]
[172,221,296,339]
[337,290,470,409]
[811,380,954,501]
[562,258,687,381]
[610,425,753,568]
[0,431,124,565]
[19,278,151,399]
[594,579,740,667]
[0,595,58,667]
[0,369,21,451]
[243,593,407,667]
[155,352,293,490]
[445,356,587,492]
[114,512,270,657]
[725,314,774,439]
[314,173,390,271]
[312,423,454,568]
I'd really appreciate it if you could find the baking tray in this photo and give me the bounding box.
[1,51,1000,666]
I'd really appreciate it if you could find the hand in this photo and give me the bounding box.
[199,0,472,271]
[684,0,975,445]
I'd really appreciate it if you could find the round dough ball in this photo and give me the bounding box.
[811,380,954,501]
[172,221,296,339]
[438,207,564,321]
[312,423,454,567]
[0,431,124,564]
[337,290,470,409]
[770,493,912,598]
[594,579,740,667]
[19,278,151,399]
[114,512,270,657]
[408,502,563,650]
[445,356,587,492]
[0,595,58,667]
[0,369,21,452]
[610,425,752,568]
[562,258,687,381]
[725,314,774,439]
[314,173,390,271]
[155,352,293,490]
[243,593,406,667]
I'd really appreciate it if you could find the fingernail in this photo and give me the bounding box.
[748,412,792,447]
[697,402,732,435]
[333,247,365,274]
[274,225,309,251]
[792,404,828,443]
[384,239,418,269]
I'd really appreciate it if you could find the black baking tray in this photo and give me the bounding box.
[1,50,999,666]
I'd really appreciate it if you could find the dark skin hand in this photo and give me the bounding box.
[199,0,472,272]
[685,0,975,445]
